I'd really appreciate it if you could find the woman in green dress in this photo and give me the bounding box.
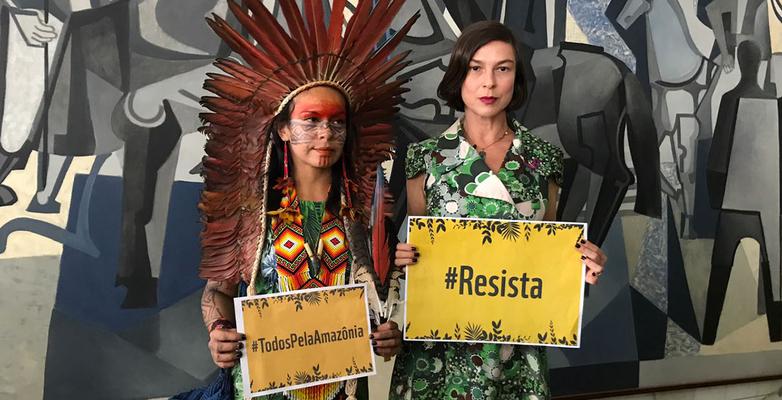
[390,21,608,400]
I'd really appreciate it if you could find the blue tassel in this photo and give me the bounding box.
[170,368,233,400]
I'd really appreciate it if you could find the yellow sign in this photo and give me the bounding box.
[234,284,375,397]
[404,217,586,348]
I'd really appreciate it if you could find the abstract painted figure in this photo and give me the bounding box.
[703,40,782,344]
[617,0,715,239]
[524,42,662,245]
[0,0,231,308]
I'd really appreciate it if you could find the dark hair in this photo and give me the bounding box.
[266,91,357,214]
[437,20,527,111]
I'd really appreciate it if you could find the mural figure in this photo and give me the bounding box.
[0,0,58,208]
[0,0,778,397]
[524,42,661,245]
[109,0,229,308]
[703,39,782,344]
[616,0,715,239]
[0,0,228,307]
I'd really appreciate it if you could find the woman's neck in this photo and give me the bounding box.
[462,110,510,147]
[292,165,332,202]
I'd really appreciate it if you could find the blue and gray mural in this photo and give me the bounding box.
[0,0,780,398]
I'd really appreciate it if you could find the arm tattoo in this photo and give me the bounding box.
[201,280,236,330]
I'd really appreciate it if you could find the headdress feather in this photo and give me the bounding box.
[198,0,419,283]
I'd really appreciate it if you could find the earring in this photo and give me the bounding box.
[342,157,353,209]
[283,141,289,179]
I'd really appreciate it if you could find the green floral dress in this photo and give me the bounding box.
[389,119,563,400]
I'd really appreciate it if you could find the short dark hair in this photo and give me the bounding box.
[438,20,527,112]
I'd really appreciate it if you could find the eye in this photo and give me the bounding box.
[498,66,510,72]
[305,116,320,123]
[469,65,481,72]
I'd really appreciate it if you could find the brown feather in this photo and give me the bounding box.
[206,16,271,73]
[325,0,348,80]
[371,165,391,285]
[340,0,374,58]
[214,58,263,83]
[201,82,254,104]
[199,112,242,128]
[279,0,314,77]
[225,2,286,72]
[305,0,328,56]
[364,51,412,84]
[199,0,416,282]
[241,0,299,62]
[331,0,372,75]
[242,0,306,80]
[364,11,420,72]
[345,0,404,63]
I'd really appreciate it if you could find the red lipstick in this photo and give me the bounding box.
[480,96,497,105]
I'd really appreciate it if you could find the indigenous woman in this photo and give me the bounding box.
[195,1,417,399]
[390,21,608,400]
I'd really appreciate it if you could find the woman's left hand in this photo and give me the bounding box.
[577,239,607,285]
[371,320,402,358]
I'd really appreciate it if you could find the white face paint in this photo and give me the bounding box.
[282,86,348,171]
[287,119,347,145]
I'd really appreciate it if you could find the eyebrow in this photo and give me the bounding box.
[469,59,515,65]
[295,109,347,117]
[297,105,345,114]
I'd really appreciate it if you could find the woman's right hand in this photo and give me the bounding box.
[394,243,419,270]
[208,326,245,369]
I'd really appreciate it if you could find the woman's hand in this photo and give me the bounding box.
[577,239,607,285]
[371,320,403,357]
[208,324,244,369]
[394,243,419,270]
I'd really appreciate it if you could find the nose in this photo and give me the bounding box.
[316,122,332,140]
[482,70,496,88]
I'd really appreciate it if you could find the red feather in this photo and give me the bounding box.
[199,0,416,284]
[371,164,391,286]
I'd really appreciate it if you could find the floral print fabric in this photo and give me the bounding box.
[390,119,563,400]
[405,119,563,221]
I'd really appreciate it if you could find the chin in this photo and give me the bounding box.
[313,160,334,169]
[310,156,337,169]
[467,104,505,118]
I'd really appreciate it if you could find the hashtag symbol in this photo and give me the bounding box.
[444,267,457,290]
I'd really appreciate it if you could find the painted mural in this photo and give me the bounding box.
[0,0,780,398]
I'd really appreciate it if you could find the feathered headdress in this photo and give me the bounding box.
[198,0,418,285]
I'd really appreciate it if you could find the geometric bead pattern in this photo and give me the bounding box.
[272,193,350,290]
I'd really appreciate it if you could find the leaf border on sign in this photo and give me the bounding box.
[406,319,576,346]
[241,286,365,317]
[410,218,583,245]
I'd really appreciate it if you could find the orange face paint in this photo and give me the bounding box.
[284,86,348,170]
[288,97,347,145]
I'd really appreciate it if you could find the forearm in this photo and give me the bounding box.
[544,181,559,221]
[201,279,238,331]
[406,176,427,216]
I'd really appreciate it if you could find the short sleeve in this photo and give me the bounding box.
[528,137,564,187]
[405,141,428,179]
